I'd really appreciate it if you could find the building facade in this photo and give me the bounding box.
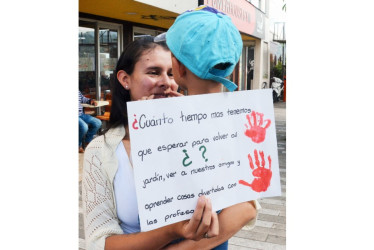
[79,0,272,99]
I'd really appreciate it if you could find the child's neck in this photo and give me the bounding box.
[188,86,221,95]
[185,77,222,96]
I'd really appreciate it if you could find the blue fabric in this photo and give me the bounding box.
[213,240,228,250]
[168,238,228,249]
[78,90,91,116]
[166,5,242,92]
[184,5,226,15]
[79,114,101,146]
[211,209,228,250]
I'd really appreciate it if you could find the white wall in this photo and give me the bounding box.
[134,0,197,14]
[253,39,262,89]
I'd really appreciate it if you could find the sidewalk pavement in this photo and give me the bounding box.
[79,101,286,250]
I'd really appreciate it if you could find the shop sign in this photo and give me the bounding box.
[134,0,196,14]
[204,0,265,39]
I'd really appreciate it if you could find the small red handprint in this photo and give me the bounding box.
[239,150,272,192]
[244,111,271,143]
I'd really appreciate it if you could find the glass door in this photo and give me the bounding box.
[79,21,96,96]
[246,45,255,90]
[99,27,119,100]
[79,19,122,104]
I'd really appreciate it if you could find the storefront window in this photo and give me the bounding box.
[79,22,96,95]
[79,19,122,101]
[99,28,118,97]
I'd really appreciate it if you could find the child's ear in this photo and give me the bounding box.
[117,70,131,90]
[172,56,187,78]
[179,63,187,78]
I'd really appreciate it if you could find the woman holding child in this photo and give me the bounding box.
[82,6,259,250]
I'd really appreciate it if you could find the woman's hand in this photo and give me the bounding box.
[139,95,155,100]
[166,90,184,97]
[168,81,183,97]
[138,90,183,101]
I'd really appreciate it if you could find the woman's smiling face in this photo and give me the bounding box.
[126,45,177,101]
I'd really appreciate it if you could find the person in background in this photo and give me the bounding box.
[79,90,102,153]
[158,5,260,249]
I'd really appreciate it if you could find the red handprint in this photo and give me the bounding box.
[244,111,271,143]
[239,150,272,192]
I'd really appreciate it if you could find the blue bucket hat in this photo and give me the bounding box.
[164,5,243,92]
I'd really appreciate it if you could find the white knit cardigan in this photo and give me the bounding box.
[82,125,126,250]
[82,125,260,250]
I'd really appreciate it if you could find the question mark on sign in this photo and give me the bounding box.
[182,149,192,167]
[199,145,208,162]
[132,114,139,130]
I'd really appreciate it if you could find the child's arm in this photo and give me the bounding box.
[162,201,257,250]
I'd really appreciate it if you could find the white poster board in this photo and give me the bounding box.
[127,89,281,231]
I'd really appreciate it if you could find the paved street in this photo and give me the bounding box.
[79,101,286,250]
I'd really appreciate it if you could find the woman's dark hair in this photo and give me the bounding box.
[103,36,169,134]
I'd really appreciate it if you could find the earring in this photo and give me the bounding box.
[125,85,129,89]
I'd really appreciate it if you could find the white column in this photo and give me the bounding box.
[253,39,262,89]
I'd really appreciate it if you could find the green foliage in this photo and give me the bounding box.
[272,61,283,79]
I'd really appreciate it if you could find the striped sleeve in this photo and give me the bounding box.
[79,91,91,104]
[79,91,91,116]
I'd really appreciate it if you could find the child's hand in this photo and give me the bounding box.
[170,196,219,241]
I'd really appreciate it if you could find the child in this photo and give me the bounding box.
[160,5,260,250]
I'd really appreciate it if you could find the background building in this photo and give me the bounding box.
[79,0,283,99]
